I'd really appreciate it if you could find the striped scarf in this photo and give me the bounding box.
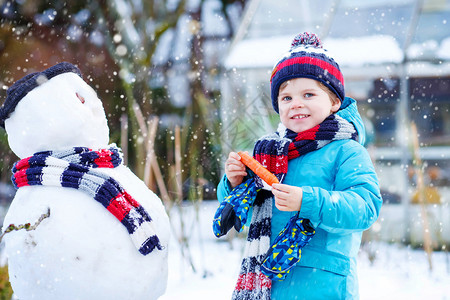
[12,145,163,256]
[233,114,357,300]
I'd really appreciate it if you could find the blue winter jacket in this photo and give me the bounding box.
[217,97,382,300]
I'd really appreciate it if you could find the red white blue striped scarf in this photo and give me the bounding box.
[233,114,357,299]
[12,145,162,255]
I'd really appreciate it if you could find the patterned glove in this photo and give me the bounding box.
[213,178,258,237]
[261,215,315,280]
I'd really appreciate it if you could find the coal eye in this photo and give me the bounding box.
[76,92,85,104]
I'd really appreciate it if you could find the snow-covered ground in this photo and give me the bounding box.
[162,201,450,300]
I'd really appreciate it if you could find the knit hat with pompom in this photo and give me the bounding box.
[270,32,344,113]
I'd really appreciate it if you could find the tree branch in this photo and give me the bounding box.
[0,208,51,243]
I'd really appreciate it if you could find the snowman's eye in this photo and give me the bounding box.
[76,92,85,104]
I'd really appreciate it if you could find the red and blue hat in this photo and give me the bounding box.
[0,62,82,128]
[270,32,345,113]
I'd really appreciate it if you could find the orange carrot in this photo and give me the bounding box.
[237,151,279,186]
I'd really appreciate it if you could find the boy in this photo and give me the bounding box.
[217,32,382,299]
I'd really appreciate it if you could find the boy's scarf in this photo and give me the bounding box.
[11,145,163,256]
[233,114,357,300]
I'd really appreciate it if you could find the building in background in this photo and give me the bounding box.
[220,0,450,246]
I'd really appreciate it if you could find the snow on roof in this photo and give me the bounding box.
[437,36,450,60]
[224,35,405,69]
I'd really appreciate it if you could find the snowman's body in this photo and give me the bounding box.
[1,65,170,300]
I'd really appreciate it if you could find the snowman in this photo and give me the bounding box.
[0,62,170,300]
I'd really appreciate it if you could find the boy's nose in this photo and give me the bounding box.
[290,98,305,108]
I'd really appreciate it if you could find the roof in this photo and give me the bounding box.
[224,0,450,76]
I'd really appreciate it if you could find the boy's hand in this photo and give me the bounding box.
[225,152,248,188]
[272,183,303,212]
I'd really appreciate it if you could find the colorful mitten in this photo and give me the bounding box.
[261,215,315,280]
[213,178,258,237]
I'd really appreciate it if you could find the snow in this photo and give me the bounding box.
[225,33,450,71]
[407,40,440,60]
[161,201,450,299]
[358,243,450,299]
[326,35,404,67]
[225,35,404,69]
[438,37,450,60]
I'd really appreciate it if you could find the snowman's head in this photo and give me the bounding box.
[0,62,109,158]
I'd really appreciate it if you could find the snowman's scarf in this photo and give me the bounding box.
[11,145,163,256]
[232,114,357,300]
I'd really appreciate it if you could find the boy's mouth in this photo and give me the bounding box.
[291,114,309,119]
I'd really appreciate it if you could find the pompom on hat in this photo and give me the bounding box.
[270,32,345,113]
[0,62,82,128]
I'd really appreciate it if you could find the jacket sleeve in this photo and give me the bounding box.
[299,144,382,234]
[216,174,233,203]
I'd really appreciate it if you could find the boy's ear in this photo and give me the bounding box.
[331,99,341,113]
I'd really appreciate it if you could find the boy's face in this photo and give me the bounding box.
[278,78,341,133]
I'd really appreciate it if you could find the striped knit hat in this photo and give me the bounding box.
[0,62,82,128]
[270,32,345,113]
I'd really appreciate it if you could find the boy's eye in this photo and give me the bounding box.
[304,93,314,98]
[281,96,292,101]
